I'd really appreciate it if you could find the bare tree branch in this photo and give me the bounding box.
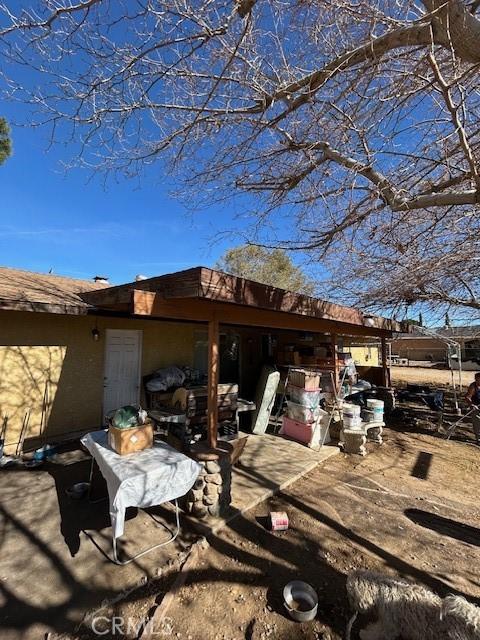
[1,0,480,319]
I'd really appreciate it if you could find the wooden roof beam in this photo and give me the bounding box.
[79,287,134,311]
[80,266,402,333]
[132,290,394,338]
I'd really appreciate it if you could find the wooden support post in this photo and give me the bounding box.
[381,337,390,387]
[331,333,338,392]
[387,340,392,387]
[207,316,219,449]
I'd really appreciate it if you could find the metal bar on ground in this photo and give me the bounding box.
[111,500,180,566]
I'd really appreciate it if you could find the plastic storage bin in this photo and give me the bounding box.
[286,400,320,423]
[281,415,330,447]
[287,384,321,407]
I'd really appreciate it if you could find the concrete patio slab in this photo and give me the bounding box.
[232,433,339,513]
[0,452,197,640]
[183,433,339,536]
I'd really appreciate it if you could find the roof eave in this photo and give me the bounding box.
[0,298,91,316]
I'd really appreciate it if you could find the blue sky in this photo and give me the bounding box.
[0,111,247,285]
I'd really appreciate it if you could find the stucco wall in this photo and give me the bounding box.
[348,345,380,367]
[0,310,198,451]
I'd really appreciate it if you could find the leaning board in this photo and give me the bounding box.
[252,366,280,435]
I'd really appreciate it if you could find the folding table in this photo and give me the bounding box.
[81,430,202,565]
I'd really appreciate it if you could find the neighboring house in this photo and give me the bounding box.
[391,326,480,364]
[0,265,402,453]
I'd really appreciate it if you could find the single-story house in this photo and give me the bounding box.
[0,266,403,453]
[391,326,480,364]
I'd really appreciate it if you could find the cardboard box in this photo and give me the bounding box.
[289,369,321,390]
[283,350,301,365]
[108,422,154,455]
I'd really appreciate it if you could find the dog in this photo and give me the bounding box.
[346,570,480,640]
[442,595,480,639]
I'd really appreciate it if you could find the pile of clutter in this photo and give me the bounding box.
[145,365,204,392]
[0,415,50,469]
[339,398,385,455]
[280,369,330,449]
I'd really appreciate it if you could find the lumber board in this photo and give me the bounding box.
[79,266,403,333]
[132,290,395,337]
[199,267,383,328]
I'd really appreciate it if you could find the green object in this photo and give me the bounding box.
[110,406,139,429]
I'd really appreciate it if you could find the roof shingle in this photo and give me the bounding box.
[0,266,109,314]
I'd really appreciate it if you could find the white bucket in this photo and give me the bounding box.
[343,415,363,429]
[343,403,361,418]
[367,399,384,420]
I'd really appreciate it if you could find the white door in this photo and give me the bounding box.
[103,329,142,418]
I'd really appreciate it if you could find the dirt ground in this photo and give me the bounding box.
[8,367,479,640]
[77,393,480,640]
[160,425,480,640]
[391,365,469,390]
[156,373,480,640]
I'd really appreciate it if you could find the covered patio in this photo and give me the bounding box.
[82,267,402,449]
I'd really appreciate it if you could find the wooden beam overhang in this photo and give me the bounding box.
[80,266,403,334]
[381,336,391,387]
[131,290,394,338]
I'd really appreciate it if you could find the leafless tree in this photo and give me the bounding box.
[1,0,480,320]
